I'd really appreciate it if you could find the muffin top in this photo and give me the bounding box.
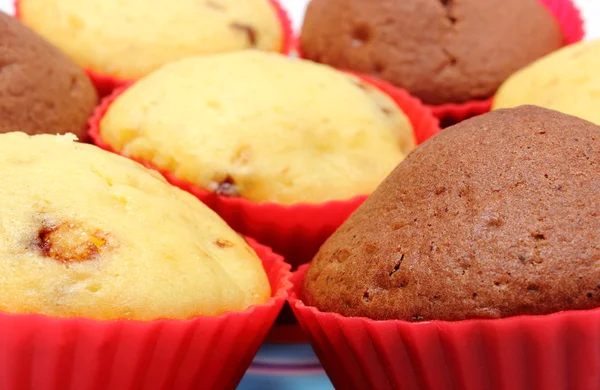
[0,132,270,320]
[100,51,415,205]
[300,0,564,105]
[19,0,284,80]
[0,12,97,140]
[494,39,600,126]
[303,106,600,322]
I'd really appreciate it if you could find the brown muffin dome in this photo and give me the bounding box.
[303,106,600,322]
[300,0,564,105]
[0,12,97,140]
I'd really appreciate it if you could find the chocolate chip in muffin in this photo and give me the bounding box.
[205,0,225,11]
[215,239,234,248]
[231,23,257,46]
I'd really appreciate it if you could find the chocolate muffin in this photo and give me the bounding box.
[300,0,564,105]
[0,12,97,140]
[303,105,600,321]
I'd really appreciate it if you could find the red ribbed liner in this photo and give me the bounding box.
[289,264,600,390]
[14,0,295,97]
[430,99,493,128]
[0,238,291,390]
[88,75,440,269]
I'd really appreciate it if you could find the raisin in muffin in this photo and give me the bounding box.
[18,0,285,80]
[99,51,416,205]
[303,106,600,321]
[0,132,270,320]
[0,12,96,140]
[494,39,600,126]
[300,0,564,105]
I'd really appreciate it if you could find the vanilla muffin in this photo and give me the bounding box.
[0,12,96,140]
[99,51,416,205]
[0,132,270,320]
[494,39,600,125]
[18,0,285,80]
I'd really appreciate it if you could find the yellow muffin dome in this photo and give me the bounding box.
[493,39,600,125]
[18,0,283,80]
[100,51,416,205]
[0,132,270,320]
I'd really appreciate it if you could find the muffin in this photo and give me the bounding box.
[494,39,600,126]
[0,12,97,141]
[292,106,600,389]
[91,50,440,266]
[0,132,290,390]
[0,132,270,319]
[17,0,291,87]
[303,105,600,321]
[300,0,583,123]
[98,51,416,205]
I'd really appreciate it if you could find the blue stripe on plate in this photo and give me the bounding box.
[237,343,334,390]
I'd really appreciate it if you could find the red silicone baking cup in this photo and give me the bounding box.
[296,0,584,127]
[0,238,291,390]
[89,76,440,269]
[289,265,600,390]
[14,0,294,97]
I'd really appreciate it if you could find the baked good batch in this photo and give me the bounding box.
[16,0,293,94]
[494,38,600,126]
[90,50,440,266]
[292,106,600,389]
[2,0,599,388]
[0,132,290,389]
[299,0,584,123]
[0,11,96,140]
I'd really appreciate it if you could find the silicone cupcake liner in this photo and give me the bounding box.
[289,265,600,390]
[14,0,295,97]
[296,0,584,127]
[89,76,440,268]
[265,302,310,344]
[0,238,291,390]
[430,99,493,129]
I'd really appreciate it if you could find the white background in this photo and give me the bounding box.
[0,0,598,40]
[278,0,600,39]
[279,0,599,39]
